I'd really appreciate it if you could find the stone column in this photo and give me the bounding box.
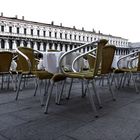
[57,43,61,51]
[46,43,49,51]
[27,41,31,48]
[20,40,24,46]
[62,44,65,52]
[40,42,44,51]
[12,40,17,50]
[67,44,70,51]
[34,42,37,50]
[52,43,55,50]
[5,39,9,50]
[85,46,88,52]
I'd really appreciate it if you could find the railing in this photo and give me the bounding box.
[0,31,89,44]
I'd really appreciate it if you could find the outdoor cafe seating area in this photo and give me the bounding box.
[0,39,140,139]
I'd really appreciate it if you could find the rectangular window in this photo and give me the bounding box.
[60,33,62,39]
[55,32,57,38]
[91,37,93,41]
[1,25,4,32]
[43,30,46,37]
[79,35,81,41]
[70,34,72,39]
[65,33,67,39]
[49,31,51,37]
[31,29,33,36]
[17,27,19,34]
[83,36,85,41]
[37,30,40,36]
[87,37,89,41]
[9,26,12,33]
[24,28,26,35]
[74,35,76,40]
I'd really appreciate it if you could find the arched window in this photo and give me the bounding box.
[1,39,5,49]
[9,40,12,49]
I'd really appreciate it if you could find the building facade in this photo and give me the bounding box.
[0,13,129,55]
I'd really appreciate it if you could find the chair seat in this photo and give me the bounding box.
[65,71,90,79]
[15,47,56,100]
[32,70,53,80]
[0,72,11,75]
[114,68,137,73]
[51,73,67,82]
[65,70,103,79]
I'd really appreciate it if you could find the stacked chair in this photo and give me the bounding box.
[14,40,117,118]
[113,50,140,93]
[0,51,14,90]
[44,39,116,117]
[15,47,54,102]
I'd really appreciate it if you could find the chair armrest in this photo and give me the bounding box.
[117,50,139,69]
[72,48,96,72]
[129,56,138,68]
[59,40,99,74]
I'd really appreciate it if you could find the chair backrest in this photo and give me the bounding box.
[137,52,140,71]
[101,45,116,74]
[0,51,13,73]
[93,39,108,76]
[17,47,37,72]
[86,54,96,71]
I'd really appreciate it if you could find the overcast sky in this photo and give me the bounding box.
[1,0,140,42]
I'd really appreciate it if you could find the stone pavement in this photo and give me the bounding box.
[0,80,140,140]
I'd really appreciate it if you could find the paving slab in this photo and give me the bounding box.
[0,115,86,140]
[55,135,76,140]
[0,134,9,140]
[0,81,140,140]
[66,115,140,140]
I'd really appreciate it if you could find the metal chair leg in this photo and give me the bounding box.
[57,79,66,104]
[37,79,45,106]
[91,79,102,108]
[7,75,10,90]
[107,75,116,101]
[9,73,17,91]
[121,72,127,88]
[131,72,139,93]
[66,78,73,99]
[87,84,98,118]
[15,74,22,100]
[118,73,125,89]
[127,72,132,86]
[84,79,89,97]
[34,78,38,96]
[44,82,54,114]
[81,79,86,97]
[110,73,118,88]
[44,79,49,96]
